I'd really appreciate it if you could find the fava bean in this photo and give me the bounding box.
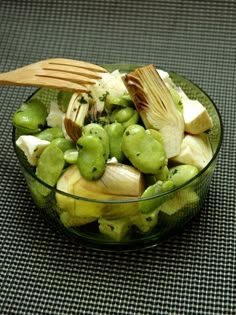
[83,123,110,159]
[169,165,199,186]
[104,123,125,162]
[77,134,106,180]
[13,99,47,134]
[139,180,174,213]
[51,138,75,152]
[146,129,164,145]
[121,124,167,174]
[35,143,65,196]
[154,165,169,181]
[110,107,139,129]
[36,127,64,142]
[64,149,78,164]
[105,93,133,112]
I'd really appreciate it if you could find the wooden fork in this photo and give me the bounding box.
[0,58,107,92]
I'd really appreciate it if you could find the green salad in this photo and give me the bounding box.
[13,64,213,241]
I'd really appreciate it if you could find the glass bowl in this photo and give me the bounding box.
[13,64,223,251]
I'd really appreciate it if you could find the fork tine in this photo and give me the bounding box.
[36,70,98,85]
[43,64,103,79]
[46,58,107,73]
[29,76,90,93]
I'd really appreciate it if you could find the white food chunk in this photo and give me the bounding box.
[182,99,213,134]
[98,70,128,98]
[171,133,213,170]
[16,135,50,166]
[47,101,65,128]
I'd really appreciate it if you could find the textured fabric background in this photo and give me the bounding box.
[0,1,235,314]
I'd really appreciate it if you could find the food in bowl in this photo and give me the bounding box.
[12,63,222,250]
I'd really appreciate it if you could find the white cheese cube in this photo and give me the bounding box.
[171,133,213,170]
[182,99,213,134]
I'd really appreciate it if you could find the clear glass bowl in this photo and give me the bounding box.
[13,64,223,251]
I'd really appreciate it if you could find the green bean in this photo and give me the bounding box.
[12,99,47,134]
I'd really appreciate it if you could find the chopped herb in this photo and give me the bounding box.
[79,96,88,104]
[76,144,83,149]
[108,224,114,231]
[92,167,97,173]
[99,91,109,102]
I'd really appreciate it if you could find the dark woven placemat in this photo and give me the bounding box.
[0,1,235,314]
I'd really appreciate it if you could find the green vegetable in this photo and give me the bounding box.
[154,165,169,181]
[146,129,164,145]
[57,90,73,112]
[83,123,110,159]
[105,93,133,112]
[51,138,75,152]
[35,143,65,196]
[64,149,78,164]
[36,127,64,142]
[139,180,174,213]
[98,217,132,241]
[110,107,139,129]
[121,124,167,174]
[123,65,184,158]
[77,134,106,180]
[13,99,47,134]
[131,208,159,233]
[168,165,199,186]
[104,123,125,162]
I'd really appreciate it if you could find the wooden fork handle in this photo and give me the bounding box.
[0,66,89,93]
[0,68,25,85]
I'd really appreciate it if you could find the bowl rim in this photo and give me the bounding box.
[12,66,223,204]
